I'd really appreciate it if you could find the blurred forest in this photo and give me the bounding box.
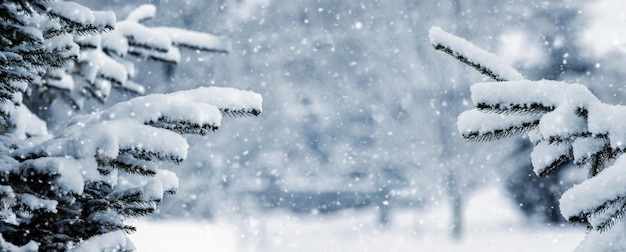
[64,0,626,240]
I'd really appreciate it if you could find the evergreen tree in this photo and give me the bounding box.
[430,26,626,251]
[0,0,114,132]
[0,1,261,250]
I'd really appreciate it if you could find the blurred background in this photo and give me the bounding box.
[47,0,626,250]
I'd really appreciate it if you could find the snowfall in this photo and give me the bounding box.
[130,185,585,252]
[17,0,622,251]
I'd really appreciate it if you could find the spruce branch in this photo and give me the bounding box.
[594,200,626,233]
[462,119,540,142]
[545,132,592,145]
[96,153,157,176]
[588,147,620,178]
[433,43,506,82]
[146,116,218,135]
[537,151,571,177]
[476,102,555,115]
[221,107,262,117]
[119,148,184,164]
[429,26,626,237]
[429,26,524,82]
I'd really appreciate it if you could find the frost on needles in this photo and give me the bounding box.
[0,1,261,251]
[430,26,626,251]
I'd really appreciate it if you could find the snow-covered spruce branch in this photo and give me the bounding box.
[430,26,626,246]
[428,26,525,82]
[171,87,262,117]
[2,86,262,250]
[33,4,233,109]
[0,0,116,128]
[40,2,114,38]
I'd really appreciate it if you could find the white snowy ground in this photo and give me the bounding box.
[129,185,585,252]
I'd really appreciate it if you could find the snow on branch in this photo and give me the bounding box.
[71,230,134,252]
[47,2,98,27]
[76,93,223,135]
[428,26,524,82]
[14,85,261,186]
[461,78,626,232]
[587,103,626,150]
[39,4,232,109]
[156,27,232,53]
[560,155,626,231]
[115,21,171,55]
[470,80,599,114]
[530,141,572,177]
[111,4,232,61]
[431,25,626,244]
[44,2,115,37]
[4,86,261,249]
[172,86,263,117]
[125,4,156,23]
[457,109,541,142]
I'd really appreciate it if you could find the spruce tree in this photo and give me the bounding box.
[0,0,114,132]
[0,1,261,251]
[430,26,626,251]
